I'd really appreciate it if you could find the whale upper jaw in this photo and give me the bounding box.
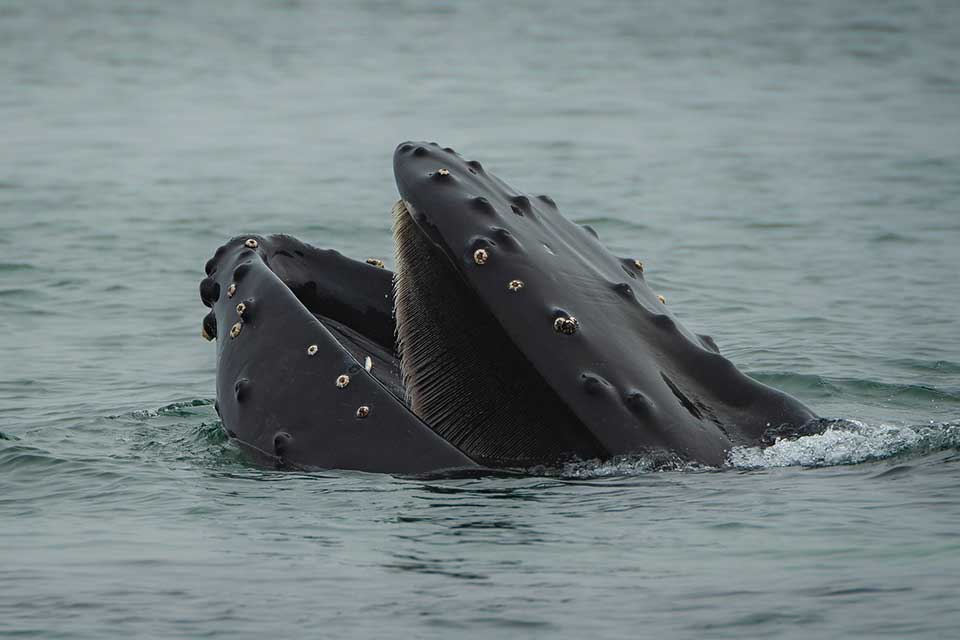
[392,141,818,467]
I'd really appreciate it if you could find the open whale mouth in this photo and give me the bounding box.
[200,140,818,473]
[391,200,604,466]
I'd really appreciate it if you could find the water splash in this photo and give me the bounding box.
[728,420,960,469]
[554,452,706,479]
[542,420,960,479]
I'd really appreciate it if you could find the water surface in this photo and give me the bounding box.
[2,1,959,637]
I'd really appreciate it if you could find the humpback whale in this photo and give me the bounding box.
[199,142,817,473]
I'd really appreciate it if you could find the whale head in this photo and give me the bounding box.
[391,141,816,467]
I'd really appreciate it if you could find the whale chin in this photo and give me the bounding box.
[392,200,604,467]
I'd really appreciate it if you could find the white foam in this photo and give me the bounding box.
[557,454,704,479]
[727,421,959,469]
[549,421,960,478]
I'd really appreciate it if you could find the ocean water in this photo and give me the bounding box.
[2,0,959,637]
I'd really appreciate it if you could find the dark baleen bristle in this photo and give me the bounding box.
[392,201,603,467]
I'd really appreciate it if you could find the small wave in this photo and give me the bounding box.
[728,421,960,469]
[104,399,248,471]
[0,262,36,272]
[0,441,129,482]
[837,20,905,34]
[111,398,214,420]
[749,372,960,405]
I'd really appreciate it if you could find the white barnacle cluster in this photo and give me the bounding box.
[554,316,579,335]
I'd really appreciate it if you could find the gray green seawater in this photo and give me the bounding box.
[2,1,959,638]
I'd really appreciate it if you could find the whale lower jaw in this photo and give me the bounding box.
[392,200,603,467]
